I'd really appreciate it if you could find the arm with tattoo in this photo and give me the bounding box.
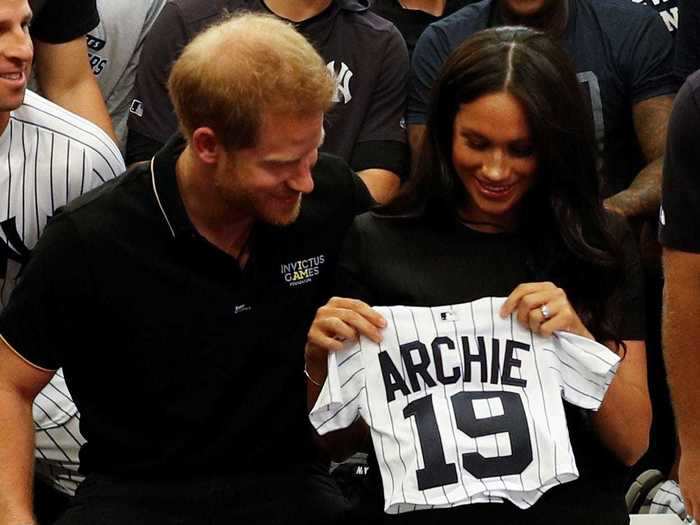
[604,95,674,218]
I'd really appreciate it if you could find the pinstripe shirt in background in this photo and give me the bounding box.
[0,89,124,494]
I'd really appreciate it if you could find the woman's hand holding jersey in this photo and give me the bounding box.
[500,282,594,340]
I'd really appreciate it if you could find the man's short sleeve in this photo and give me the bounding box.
[659,73,700,252]
[619,7,677,103]
[30,0,100,44]
[0,216,93,370]
[349,25,409,178]
[127,2,189,149]
[407,24,453,126]
[406,2,490,125]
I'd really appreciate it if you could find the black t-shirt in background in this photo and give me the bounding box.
[127,0,409,176]
[370,0,479,57]
[627,0,680,35]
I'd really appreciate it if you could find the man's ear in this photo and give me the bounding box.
[190,127,222,165]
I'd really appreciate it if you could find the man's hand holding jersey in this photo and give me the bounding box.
[305,297,386,386]
[304,297,386,460]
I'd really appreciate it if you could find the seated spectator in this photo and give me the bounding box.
[408,0,675,220]
[86,0,167,150]
[305,26,650,524]
[0,13,371,524]
[370,0,479,57]
[29,0,116,141]
[127,0,409,203]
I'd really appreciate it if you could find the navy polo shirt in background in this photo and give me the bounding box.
[0,135,373,480]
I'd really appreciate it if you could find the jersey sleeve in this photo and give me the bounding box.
[309,342,366,435]
[0,216,95,371]
[76,135,125,198]
[349,25,409,179]
[126,2,189,146]
[550,332,621,411]
[31,0,100,44]
[659,73,700,252]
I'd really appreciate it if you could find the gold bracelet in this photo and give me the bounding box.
[304,367,323,387]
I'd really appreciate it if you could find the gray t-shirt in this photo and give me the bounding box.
[86,0,166,149]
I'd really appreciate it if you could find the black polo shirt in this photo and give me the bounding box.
[0,136,373,479]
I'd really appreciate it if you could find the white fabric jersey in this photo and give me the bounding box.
[310,297,620,514]
[648,480,687,520]
[33,369,85,495]
[0,89,124,494]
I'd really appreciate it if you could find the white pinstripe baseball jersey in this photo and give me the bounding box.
[310,297,621,514]
[648,480,687,520]
[0,89,124,494]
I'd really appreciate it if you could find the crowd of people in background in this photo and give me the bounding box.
[0,0,698,524]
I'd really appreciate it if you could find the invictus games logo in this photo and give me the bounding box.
[326,61,353,104]
[281,255,326,286]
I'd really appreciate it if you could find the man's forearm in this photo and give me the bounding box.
[663,249,700,450]
[611,94,674,218]
[0,390,36,524]
[34,39,117,142]
[39,74,115,142]
[604,156,662,218]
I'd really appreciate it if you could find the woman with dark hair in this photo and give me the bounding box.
[305,26,650,524]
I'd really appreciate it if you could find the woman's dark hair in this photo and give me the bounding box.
[382,26,626,347]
